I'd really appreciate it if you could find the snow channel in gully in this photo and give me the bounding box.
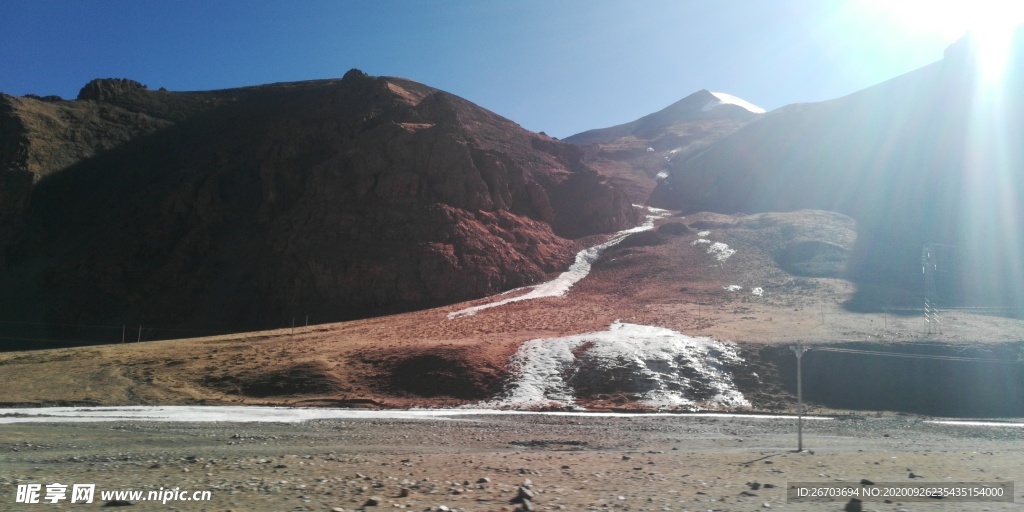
[447,206,671,319]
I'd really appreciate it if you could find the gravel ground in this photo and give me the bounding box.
[2,413,1024,511]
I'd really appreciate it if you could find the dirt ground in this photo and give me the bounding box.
[2,413,1023,511]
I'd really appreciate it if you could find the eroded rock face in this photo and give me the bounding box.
[0,72,636,342]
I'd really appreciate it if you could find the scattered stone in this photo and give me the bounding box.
[844,498,863,512]
[476,477,490,484]
[364,496,382,506]
[909,472,922,479]
[747,482,762,490]
[102,501,134,507]
[741,490,758,496]
[860,478,875,485]
[399,487,411,498]
[763,502,772,509]
[511,487,535,504]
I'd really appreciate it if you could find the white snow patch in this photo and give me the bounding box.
[701,92,766,114]
[646,147,655,152]
[691,238,711,246]
[751,287,764,297]
[656,170,669,179]
[667,148,681,155]
[707,242,735,262]
[724,285,742,292]
[697,230,711,237]
[480,321,750,410]
[448,207,671,318]
[926,420,1024,428]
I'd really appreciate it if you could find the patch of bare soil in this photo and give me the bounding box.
[369,346,514,400]
[202,362,344,398]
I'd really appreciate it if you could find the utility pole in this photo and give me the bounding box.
[922,244,939,334]
[790,344,807,452]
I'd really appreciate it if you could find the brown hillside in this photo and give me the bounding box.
[0,71,637,345]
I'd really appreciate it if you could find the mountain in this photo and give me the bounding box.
[564,90,763,202]
[0,78,261,270]
[651,31,1024,309]
[0,70,637,346]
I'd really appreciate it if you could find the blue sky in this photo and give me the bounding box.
[0,0,974,138]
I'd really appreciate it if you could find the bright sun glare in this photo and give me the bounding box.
[862,0,1024,81]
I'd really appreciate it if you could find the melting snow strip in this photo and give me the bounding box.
[447,207,671,318]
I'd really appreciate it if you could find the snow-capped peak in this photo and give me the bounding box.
[701,92,766,114]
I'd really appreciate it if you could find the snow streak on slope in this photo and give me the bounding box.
[448,207,671,318]
[480,322,750,410]
[701,92,766,114]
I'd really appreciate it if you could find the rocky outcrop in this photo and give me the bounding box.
[0,72,637,343]
[77,78,147,101]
